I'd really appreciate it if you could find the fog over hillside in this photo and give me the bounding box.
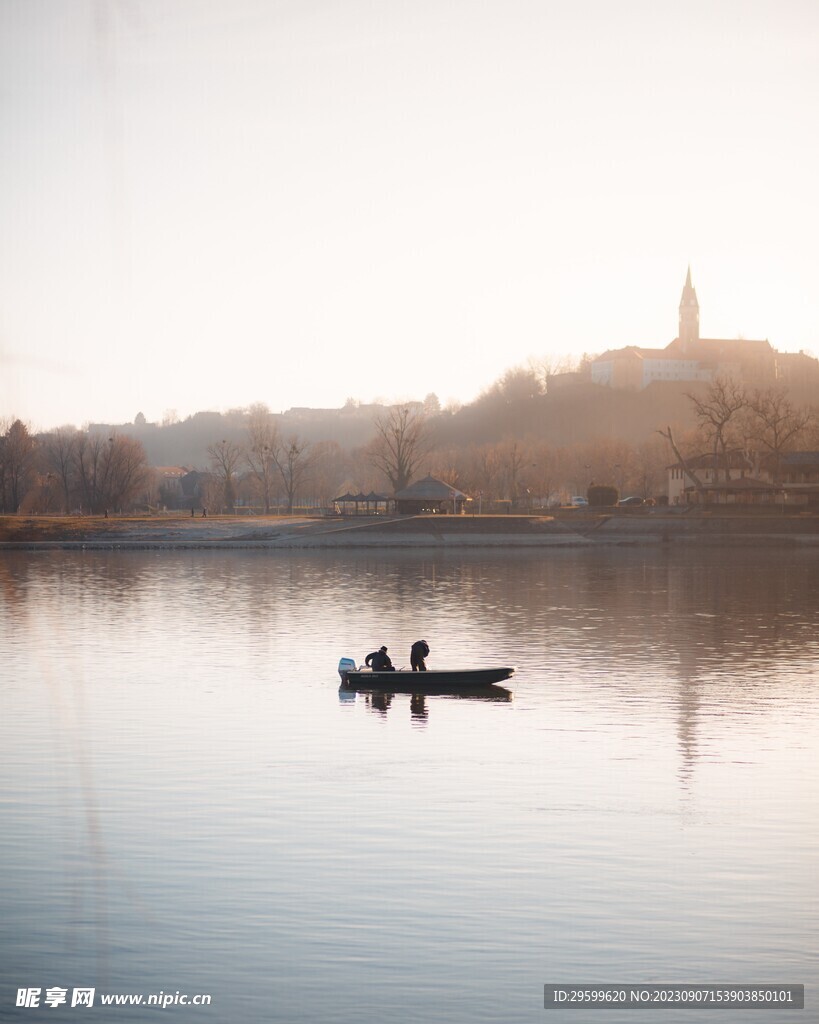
[82,377,705,471]
[86,404,387,468]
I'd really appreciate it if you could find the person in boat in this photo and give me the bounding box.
[410,639,429,672]
[365,645,394,671]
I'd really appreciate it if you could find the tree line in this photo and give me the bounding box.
[0,421,152,515]
[660,377,817,495]
[2,376,816,515]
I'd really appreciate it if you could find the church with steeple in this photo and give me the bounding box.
[591,268,777,390]
[678,266,699,350]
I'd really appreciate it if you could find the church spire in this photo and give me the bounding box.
[679,265,699,347]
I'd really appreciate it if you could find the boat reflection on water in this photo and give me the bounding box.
[336,659,515,721]
[338,682,513,721]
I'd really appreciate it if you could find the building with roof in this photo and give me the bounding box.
[592,268,779,390]
[151,466,190,506]
[667,451,819,506]
[393,475,470,514]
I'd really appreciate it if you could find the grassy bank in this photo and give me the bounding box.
[2,509,819,549]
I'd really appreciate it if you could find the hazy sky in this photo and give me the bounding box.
[2,0,818,430]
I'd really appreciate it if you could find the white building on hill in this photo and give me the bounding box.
[592,269,777,390]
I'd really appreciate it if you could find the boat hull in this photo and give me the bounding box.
[342,666,515,689]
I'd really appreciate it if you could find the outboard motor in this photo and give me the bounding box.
[338,657,356,684]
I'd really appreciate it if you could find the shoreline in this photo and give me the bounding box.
[3,511,819,550]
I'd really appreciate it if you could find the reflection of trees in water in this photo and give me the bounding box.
[674,675,703,791]
[8,547,817,797]
[663,557,817,674]
[313,547,819,797]
[7,547,816,678]
[7,548,817,668]
[0,557,28,625]
[2,554,113,982]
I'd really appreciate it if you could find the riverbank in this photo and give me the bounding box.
[3,509,819,549]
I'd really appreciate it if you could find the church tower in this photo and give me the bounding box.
[679,266,699,349]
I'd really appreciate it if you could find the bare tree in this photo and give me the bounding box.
[368,405,433,493]
[244,404,279,514]
[470,443,503,500]
[483,366,543,406]
[75,434,107,513]
[423,393,441,416]
[42,426,81,512]
[744,386,814,485]
[74,432,149,513]
[1,419,36,512]
[309,440,349,507]
[428,447,464,492]
[686,377,748,481]
[106,435,151,510]
[657,426,706,497]
[525,442,563,506]
[207,438,242,513]
[527,354,582,392]
[198,474,223,515]
[270,435,314,514]
[634,435,671,499]
[501,440,527,505]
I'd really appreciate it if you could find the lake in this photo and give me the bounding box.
[1,547,817,1022]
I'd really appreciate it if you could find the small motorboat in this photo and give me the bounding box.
[338,657,515,689]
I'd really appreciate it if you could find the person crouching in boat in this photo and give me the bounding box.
[365,646,394,671]
[410,639,429,671]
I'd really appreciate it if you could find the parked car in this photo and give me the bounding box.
[569,496,589,506]
[618,496,644,507]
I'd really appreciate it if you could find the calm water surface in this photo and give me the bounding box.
[1,548,818,1023]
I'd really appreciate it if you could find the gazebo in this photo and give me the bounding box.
[393,476,469,515]
[333,491,392,515]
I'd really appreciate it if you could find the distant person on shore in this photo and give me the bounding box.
[365,646,394,671]
[410,639,429,672]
